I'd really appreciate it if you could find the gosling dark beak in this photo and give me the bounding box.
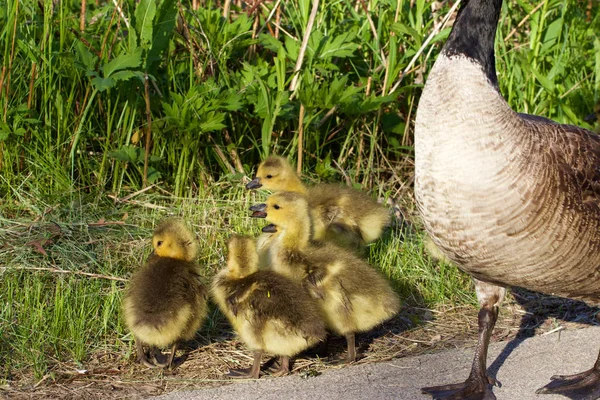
[245,177,263,190]
[250,203,267,218]
[262,224,277,233]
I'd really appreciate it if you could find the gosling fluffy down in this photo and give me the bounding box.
[254,192,401,362]
[246,155,390,248]
[122,218,208,368]
[211,235,326,378]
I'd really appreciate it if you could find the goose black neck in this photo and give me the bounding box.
[442,0,502,87]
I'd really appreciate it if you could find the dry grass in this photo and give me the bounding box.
[2,292,596,399]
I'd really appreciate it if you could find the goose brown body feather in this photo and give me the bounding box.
[416,56,600,304]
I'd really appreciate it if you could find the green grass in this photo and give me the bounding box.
[0,0,597,196]
[0,0,598,388]
[0,181,472,383]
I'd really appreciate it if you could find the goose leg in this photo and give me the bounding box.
[227,350,262,379]
[422,280,505,400]
[135,338,156,368]
[345,333,356,363]
[536,346,600,399]
[271,356,290,377]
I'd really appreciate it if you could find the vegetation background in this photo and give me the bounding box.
[0,0,598,395]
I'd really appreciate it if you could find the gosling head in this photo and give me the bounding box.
[245,156,301,192]
[152,218,198,262]
[249,192,309,230]
[226,235,259,279]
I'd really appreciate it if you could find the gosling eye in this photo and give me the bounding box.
[156,241,163,247]
[273,204,280,210]
[266,174,273,179]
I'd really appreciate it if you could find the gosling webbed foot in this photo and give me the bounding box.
[136,338,158,368]
[269,356,290,377]
[138,354,157,368]
[422,376,497,400]
[226,350,262,379]
[263,357,281,373]
[151,348,170,368]
[226,366,260,379]
[536,368,600,399]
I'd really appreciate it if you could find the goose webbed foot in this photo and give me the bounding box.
[536,367,600,399]
[422,280,504,400]
[422,375,497,400]
[226,350,261,379]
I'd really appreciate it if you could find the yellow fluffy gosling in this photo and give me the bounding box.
[122,218,208,369]
[212,235,326,378]
[246,155,390,249]
[251,192,400,362]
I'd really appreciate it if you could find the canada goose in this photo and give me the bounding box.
[415,0,600,398]
[246,155,390,248]
[211,235,326,378]
[251,192,400,362]
[122,218,208,369]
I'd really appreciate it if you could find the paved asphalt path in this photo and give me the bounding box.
[156,326,599,400]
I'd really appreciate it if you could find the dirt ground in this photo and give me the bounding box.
[1,288,597,400]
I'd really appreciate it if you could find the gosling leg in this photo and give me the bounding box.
[135,338,156,368]
[345,333,356,363]
[227,350,262,379]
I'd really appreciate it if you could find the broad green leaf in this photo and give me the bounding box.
[259,33,284,53]
[320,32,359,60]
[284,35,300,62]
[390,22,420,38]
[108,146,141,163]
[146,0,178,71]
[110,70,140,83]
[128,27,139,51]
[91,76,115,92]
[222,93,244,111]
[75,41,98,72]
[102,49,143,77]
[530,67,555,92]
[135,0,157,47]
[0,121,9,141]
[147,167,162,183]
